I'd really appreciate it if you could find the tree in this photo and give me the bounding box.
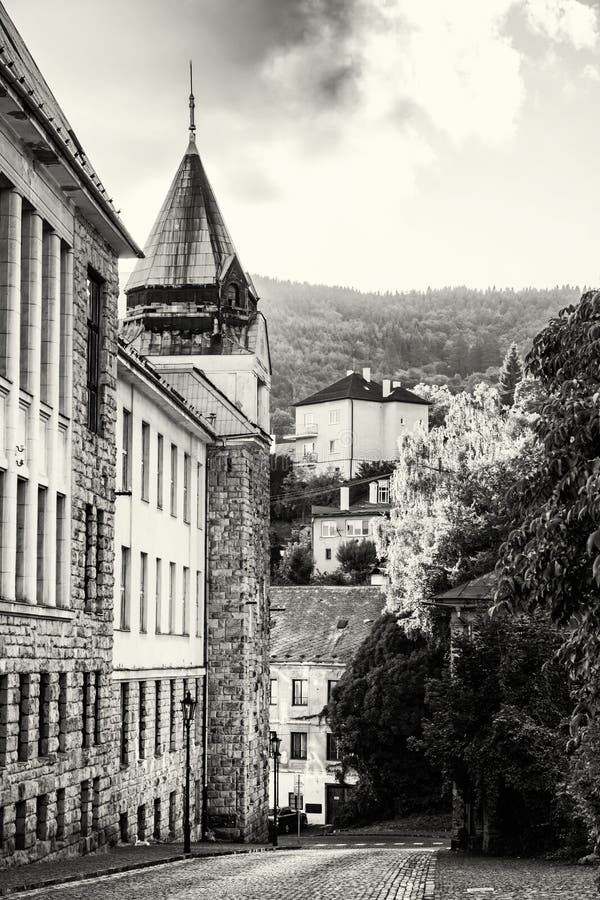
[336,540,378,584]
[356,460,396,479]
[495,290,600,736]
[379,384,531,631]
[275,540,313,585]
[419,612,575,855]
[327,614,444,822]
[498,343,523,407]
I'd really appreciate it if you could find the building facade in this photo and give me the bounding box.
[0,2,142,867]
[286,369,428,479]
[269,586,385,826]
[121,107,272,842]
[311,475,391,574]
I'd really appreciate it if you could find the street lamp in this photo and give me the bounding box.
[269,730,282,848]
[181,689,197,854]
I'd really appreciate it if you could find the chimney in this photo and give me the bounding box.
[346,369,354,376]
[392,380,401,389]
[362,367,371,382]
[340,485,350,511]
[382,379,392,397]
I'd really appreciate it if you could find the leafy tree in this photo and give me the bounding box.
[356,460,396,479]
[327,614,444,822]
[413,383,452,428]
[270,408,294,437]
[498,343,524,407]
[495,291,600,735]
[379,385,532,630]
[420,612,576,855]
[336,539,378,584]
[271,467,342,522]
[275,540,313,585]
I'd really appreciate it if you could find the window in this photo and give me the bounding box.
[15,479,26,601]
[36,794,49,841]
[183,453,191,522]
[81,781,90,837]
[0,675,7,766]
[121,409,131,491]
[56,788,65,840]
[92,777,100,832]
[321,521,337,538]
[169,680,176,751]
[120,547,131,630]
[346,519,369,536]
[120,682,129,766]
[56,493,66,607]
[153,798,161,839]
[156,434,164,508]
[170,444,178,516]
[329,409,340,425]
[226,282,239,305]
[329,439,338,453]
[154,681,161,756]
[169,563,176,634]
[15,801,26,851]
[86,271,101,433]
[377,482,390,504]
[169,791,176,836]
[269,679,278,706]
[38,673,50,757]
[140,552,148,633]
[37,486,47,604]
[196,570,203,638]
[155,558,162,634]
[290,732,307,760]
[182,567,190,635]
[303,442,315,457]
[82,671,90,749]
[141,422,150,501]
[94,671,101,745]
[304,412,315,427]
[18,674,30,762]
[137,804,146,842]
[325,548,332,560]
[288,791,304,810]
[327,680,337,703]
[58,673,67,753]
[292,679,308,706]
[196,462,204,528]
[139,681,146,759]
[84,503,94,610]
[326,733,340,761]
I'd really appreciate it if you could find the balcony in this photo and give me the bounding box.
[283,424,318,441]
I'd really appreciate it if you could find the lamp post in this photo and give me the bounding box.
[269,730,281,848]
[181,689,197,855]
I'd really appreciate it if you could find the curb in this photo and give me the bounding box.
[0,844,300,897]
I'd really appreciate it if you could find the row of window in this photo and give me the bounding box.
[303,410,340,428]
[118,549,202,636]
[0,670,101,767]
[121,412,204,526]
[288,731,340,762]
[270,678,337,707]
[320,520,371,538]
[0,786,199,855]
[119,677,200,765]
[10,477,68,605]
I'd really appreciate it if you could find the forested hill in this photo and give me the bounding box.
[254,276,582,432]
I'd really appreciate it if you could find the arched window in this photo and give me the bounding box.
[226,283,240,306]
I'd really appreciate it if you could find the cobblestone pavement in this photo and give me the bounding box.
[434,850,598,899]
[13,847,436,900]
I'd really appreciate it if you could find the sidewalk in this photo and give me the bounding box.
[0,840,289,896]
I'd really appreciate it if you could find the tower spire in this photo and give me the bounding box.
[188,60,196,139]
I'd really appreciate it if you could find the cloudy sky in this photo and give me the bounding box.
[5,0,600,292]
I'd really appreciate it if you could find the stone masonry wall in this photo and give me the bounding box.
[206,439,270,842]
[0,213,119,867]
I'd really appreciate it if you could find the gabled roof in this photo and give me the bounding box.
[295,373,428,407]
[270,586,385,664]
[435,571,497,604]
[126,135,241,291]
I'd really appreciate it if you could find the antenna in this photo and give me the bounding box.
[188,60,196,137]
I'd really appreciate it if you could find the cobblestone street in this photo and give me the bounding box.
[7,844,600,900]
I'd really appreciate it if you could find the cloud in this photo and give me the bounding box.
[524,0,598,49]
[583,62,600,80]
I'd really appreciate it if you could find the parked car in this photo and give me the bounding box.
[268,806,308,834]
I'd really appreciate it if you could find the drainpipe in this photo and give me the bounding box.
[201,456,210,841]
[349,399,354,480]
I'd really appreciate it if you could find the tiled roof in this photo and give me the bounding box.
[295,373,428,407]
[126,136,240,291]
[435,571,497,603]
[311,502,389,518]
[150,362,267,440]
[270,586,386,664]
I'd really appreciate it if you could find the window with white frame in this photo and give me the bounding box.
[329,439,338,453]
[346,519,369,536]
[269,679,278,706]
[303,442,315,456]
[290,732,307,760]
[304,412,315,427]
[377,482,390,503]
[329,409,340,425]
[321,521,337,537]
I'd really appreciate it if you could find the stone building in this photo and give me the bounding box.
[120,102,272,842]
[0,3,142,868]
[269,586,385,826]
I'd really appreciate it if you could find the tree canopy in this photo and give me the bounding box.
[498,343,524,407]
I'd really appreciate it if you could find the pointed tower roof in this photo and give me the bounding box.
[126,134,240,292]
